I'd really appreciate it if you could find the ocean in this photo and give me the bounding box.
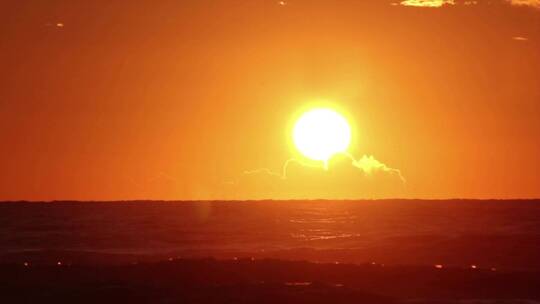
[1,200,540,269]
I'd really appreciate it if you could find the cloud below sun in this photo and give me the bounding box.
[229,153,406,200]
[224,107,407,200]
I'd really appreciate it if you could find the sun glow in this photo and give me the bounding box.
[293,108,351,166]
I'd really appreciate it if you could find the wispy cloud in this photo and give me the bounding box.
[400,0,455,7]
[243,158,321,180]
[399,0,540,9]
[244,153,404,183]
[512,36,529,41]
[506,0,540,9]
[348,154,406,183]
[232,153,405,199]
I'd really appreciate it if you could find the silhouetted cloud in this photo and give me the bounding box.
[228,154,405,199]
[244,153,404,183]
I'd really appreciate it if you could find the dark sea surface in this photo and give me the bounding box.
[1,200,540,269]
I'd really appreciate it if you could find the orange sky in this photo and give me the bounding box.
[1,0,539,200]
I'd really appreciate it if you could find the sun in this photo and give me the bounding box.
[293,108,351,166]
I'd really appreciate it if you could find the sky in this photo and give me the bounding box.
[0,0,539,200]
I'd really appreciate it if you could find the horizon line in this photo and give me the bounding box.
[1,198,540,203]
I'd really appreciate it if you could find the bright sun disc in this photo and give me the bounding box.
[293,108,351,163]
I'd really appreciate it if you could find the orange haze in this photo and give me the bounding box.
[1,0,539,200]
